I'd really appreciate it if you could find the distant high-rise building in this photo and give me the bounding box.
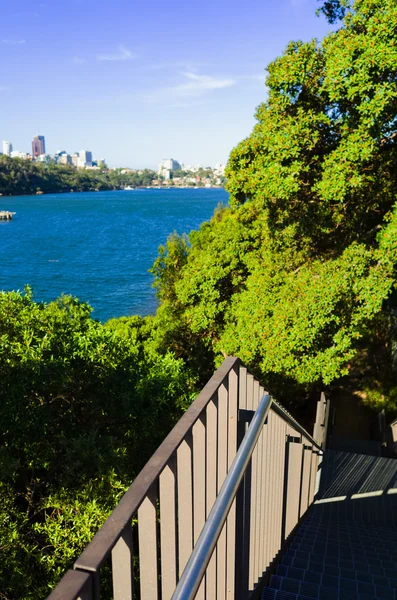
[78,150,93,168]
[70,153,79,167]
[2,140,13,156]
[158,158,181,177]
[32,135,46,159]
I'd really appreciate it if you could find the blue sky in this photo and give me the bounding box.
[0,0,332,169]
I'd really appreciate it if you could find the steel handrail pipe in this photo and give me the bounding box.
[171,393,273,600]
[271,399,322,451]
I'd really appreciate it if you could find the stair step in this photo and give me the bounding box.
[276,564,397,588]
[284,548,397,568]
[265,574,397,599]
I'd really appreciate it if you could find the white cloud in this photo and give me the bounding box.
[177,72,235,96]
[2,39,25,45]
[243,74,266,83]
[96,45,136,62]
[148,72,235,104]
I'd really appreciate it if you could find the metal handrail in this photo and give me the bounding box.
[171,394,272,600]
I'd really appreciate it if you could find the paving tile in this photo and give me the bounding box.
[281,579,301,594]
[321,574,339,588]
[376,586,395,599]
[275,591,299,600]
[270,575,283,589]
[299,581,320,598]
[304,570,322,584]
[340,578,357,591]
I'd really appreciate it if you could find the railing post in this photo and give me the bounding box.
[313,393,328,447]
[321,393,330,450]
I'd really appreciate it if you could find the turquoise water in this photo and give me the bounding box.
[0,188,228,321]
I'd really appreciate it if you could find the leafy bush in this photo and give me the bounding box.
[0,289,194,598]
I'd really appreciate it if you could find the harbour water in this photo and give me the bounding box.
[0,188,228,321]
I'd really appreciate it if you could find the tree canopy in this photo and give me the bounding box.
[151,0,397,406]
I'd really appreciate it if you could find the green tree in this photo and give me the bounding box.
[0,289,194,598]
[152,0,397,407]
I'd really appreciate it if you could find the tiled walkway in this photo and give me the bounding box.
[262,450,397,600]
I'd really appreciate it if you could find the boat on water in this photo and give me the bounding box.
[124,186,136,191]
[0,211,15,220]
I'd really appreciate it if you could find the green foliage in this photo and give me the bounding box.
[151,0,397,405]
[0,290,193,598]
[227,0,397,255]
[0,156,156,196]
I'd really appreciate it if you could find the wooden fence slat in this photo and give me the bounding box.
[285,439,303,539]
[246,373,254,411]
[138,487,158,600]
[159,457,177,600]
[226,366,238,600]
[206,399,218,599]
[112,524,133,600]
[239,365,247,410]
[177,437,193,577]
[217,383,228,600]
[300,446,312,517]
[253,381,262,582]
[193,416,206,600]
[261,408,270,571]
[248,443,258,590]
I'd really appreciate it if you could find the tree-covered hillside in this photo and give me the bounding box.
[0,156,156,195]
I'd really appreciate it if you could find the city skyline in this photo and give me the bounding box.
[0,0,334,168]
[1,133,225,170]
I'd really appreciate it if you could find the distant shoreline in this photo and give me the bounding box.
[0,186,225,197]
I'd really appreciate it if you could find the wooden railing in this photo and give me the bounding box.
[47,357,328,600]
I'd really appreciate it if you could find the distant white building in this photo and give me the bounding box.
[71,153,79,167]
[184,164,203,173]
[2,140,13,156]
[214,163,226,176]
[158,158,181,177]
[162,169,171,180]
[78,150,93,168]
[58,154,72,166]
[10,150,30,160]
[36,154,52,163]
